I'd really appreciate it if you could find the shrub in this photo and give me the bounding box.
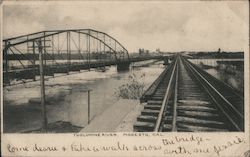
[115,73,145,99]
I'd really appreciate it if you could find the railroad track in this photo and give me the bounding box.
[134,54,244,132]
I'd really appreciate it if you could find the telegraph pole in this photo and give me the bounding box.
[32,41,36,81]
[4,41,10,85]
[37,40,48,132]
[88,30,91,70]
[88,90,91,124]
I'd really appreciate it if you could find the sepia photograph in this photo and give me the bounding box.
[1,0,249,156]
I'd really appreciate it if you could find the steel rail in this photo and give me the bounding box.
[189,59,243,99]
[140,61,174,102]
[183,57,243,118]
[154,55,179,132]
[181,56,243,131]
[171,58,179,132]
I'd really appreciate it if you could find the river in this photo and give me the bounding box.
[3,60,165,132]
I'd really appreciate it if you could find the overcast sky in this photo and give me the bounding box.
[3,1,249,52]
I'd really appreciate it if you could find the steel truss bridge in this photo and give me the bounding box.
[3,29,168,86]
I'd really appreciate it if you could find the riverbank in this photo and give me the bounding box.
[81,99,142,132]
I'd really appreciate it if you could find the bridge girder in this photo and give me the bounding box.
[3,29,130,62]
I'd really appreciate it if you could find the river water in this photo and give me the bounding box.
[3,60,165,132]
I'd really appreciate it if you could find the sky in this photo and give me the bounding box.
[2,1,249,52]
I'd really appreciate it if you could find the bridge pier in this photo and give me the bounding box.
[163,58,169,65]
[117,62,130,71]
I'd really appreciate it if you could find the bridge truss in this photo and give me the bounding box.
[3,29,130,85]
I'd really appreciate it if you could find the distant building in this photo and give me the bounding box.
[139,48,150,56]
[156,48,161,53]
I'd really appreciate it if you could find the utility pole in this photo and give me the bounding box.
[67,31,71,74]
[32,41,36,81]
[88,30,91,71]
[88,90,91,124]
[37,39,48,132]
[4,41,10,85]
